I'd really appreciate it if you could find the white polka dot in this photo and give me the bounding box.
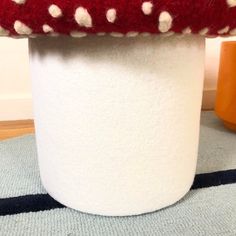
[50,32,59,37]
[70,31,87,38]
[182,27,192,34]
[29,34,37,38]
[161,31,175,37]
[142,2,153,15]
[0,26,9,36]
[48,4,63,18]
[106,9,117,23]
[158,11,173,33]
[97,32,106,36]
[218,26,230,34]
[230,28,236,35]
[199,27,209,35]
[110,32,124,37]
[12,0,26,4]
[227,0,236,7]
[126,32,139,37]
[74,7,92,28]
[14,20,32,35]
[42,24,53,33]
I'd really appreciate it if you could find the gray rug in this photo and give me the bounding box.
[0,111,235,235]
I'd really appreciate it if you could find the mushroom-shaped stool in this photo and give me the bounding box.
[1,0,236,216]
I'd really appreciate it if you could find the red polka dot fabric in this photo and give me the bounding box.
[1,0,236,38]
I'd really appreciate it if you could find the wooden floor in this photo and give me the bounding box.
[0,120,35,141]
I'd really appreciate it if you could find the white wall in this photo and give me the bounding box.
[0,38,33,121]
[0,36,236,120]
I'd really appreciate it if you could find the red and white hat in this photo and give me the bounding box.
[1,0,236,37]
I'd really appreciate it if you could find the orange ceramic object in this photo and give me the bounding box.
[215,41,236,132]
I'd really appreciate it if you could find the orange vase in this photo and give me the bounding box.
[215,41,236,132]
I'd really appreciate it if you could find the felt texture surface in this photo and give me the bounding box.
[1,0,236,37]
[1,112,235,199]
[0,112,235,235]
[29,35,205,216]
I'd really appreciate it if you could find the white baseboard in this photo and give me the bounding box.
[0,94,33,121]
[202,89,216,110]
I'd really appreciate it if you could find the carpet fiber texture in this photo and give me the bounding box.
[0,111,235,235]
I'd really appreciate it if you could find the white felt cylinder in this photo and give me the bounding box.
[29,35,205,216]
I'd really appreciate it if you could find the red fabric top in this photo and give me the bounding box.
[0,0,236,37]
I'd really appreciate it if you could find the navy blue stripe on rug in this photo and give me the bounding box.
[0,194,64,216]
[191,169,236,190]
[0,169,235,216]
